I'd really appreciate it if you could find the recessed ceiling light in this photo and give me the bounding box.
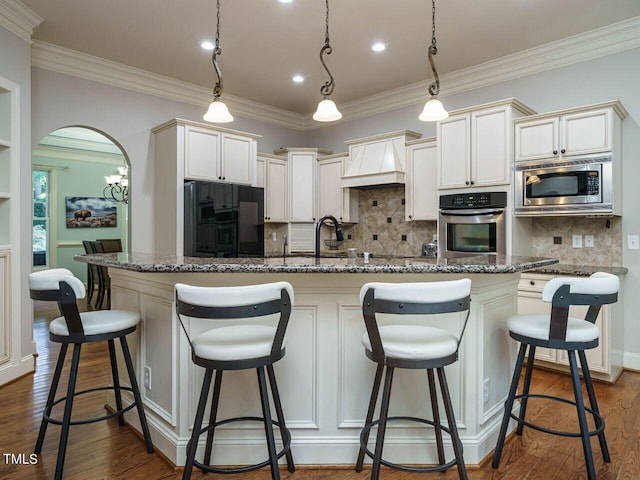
[372,42,386,52]
[279,0,293,3]
[201,40,215,50]
[292,75,304,83]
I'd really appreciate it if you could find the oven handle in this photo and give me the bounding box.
[440,209,505,216]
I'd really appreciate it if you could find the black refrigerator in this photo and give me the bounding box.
[184,181,264,257]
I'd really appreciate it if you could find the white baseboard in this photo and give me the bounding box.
[0,355,35,386]
[623,352,640,372]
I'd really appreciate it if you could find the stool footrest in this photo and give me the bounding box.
[512,393,605,438]
[188,416,292,475]
[44,385,138,426]
[360,416,460,473]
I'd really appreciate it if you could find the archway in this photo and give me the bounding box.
[31,126,131,282]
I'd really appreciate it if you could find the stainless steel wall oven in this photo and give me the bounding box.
[438,192,507,259]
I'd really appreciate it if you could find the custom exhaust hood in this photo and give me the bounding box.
[341,130,421,188]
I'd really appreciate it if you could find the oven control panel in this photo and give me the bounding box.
[439,191,507,209]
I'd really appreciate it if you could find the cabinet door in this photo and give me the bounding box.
[514,117,559,162]
[220,133,254,185]
[184,126,220,181]
[562,108,612,157]
[317,158,343,220]
[289,152,316,222]
[405,141,437,221]
[472,107,510,187]
[556,305,608,374]
[517,291,556,363]
[255,157,266,188]
[437,114,470,189]
[266,159,288,223]
[0,251,8,365]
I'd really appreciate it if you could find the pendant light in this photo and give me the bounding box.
[313,0,342,122]
[203,0,234,123]
[419,0,448,122]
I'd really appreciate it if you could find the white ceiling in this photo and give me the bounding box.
[19,0,640,115]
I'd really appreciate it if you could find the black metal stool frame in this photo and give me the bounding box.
[356,288,471,480]
[30,280,154,480]
[176,288,295,480]
[492,285,618,480]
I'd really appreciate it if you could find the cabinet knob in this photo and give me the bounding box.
[560,149,566,154]
[222,177,226,180]
[553,150,558,155]
[530,280,535,286]
[408,215,412,219]
[218,176,222,180]
[470,181,475,185]
[465,181,470,185]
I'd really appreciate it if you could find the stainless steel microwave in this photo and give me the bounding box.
[515,155,613,216]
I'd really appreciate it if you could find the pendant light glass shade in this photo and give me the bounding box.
[313,98,342,122]
[203,99,234,123]
[419,97,448,122]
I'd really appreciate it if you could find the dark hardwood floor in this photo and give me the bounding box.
[1,299,639,479]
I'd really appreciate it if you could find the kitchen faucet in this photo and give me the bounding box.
[315,215,343,258]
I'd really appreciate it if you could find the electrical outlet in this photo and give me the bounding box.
[271,231,277,242]
[628,235,640,250]
[144,366,152,390]
[584,235,594,248]
[483,378,490,404]
[572,235,583,248]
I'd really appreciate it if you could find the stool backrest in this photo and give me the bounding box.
[29,269,86,339]
[542,271,619,342]
[175,282,294,361]
[360,279,472,363]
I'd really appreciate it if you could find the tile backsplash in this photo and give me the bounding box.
[266,188,622,265]
[530,216,622,266]
[342,186,436,257]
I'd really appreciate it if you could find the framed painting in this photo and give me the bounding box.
[65,197,118,228]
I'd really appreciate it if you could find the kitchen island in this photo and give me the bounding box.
[75,253,558,467]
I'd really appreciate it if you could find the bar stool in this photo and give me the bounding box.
[492,272,619,480]
[175,282,296,480]
[29,268,154,480]
[355,279,472,480]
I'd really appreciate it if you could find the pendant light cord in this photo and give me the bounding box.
[427,0,440,97]
[211,0,224,99]
[319,0,335,98]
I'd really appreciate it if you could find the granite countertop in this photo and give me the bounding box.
[528,263,628,277]
[75,252,558,274]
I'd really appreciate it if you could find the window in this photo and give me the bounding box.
[33,170,49,267]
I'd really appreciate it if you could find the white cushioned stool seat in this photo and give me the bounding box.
[508,314,599,343]
[361,325,458,360]
[192,325,282,361]
[49,309,140,337]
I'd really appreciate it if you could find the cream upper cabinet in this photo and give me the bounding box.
[438,99,534,190]
[317,154,358,223]
[287,149,319,223]
[517,273,622,383]
[184,124,258,185]
[151,119,261,256]
[405,138,437,221]
[257,154,288,223]
[514,102,627,162]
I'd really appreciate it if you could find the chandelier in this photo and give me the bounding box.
[104,166,128,204]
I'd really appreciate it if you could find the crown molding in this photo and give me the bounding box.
[31,41,307,131]
[31,16,640,132]
[302,16,640,130]
[0,0,42,43]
